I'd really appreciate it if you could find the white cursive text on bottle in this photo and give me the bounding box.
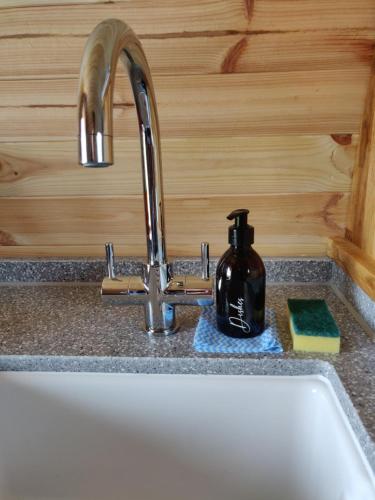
[229,298,251,333]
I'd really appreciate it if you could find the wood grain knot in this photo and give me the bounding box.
[330,134,352,146]
[0,230,16,246]
[244,0,254,22]
[221,37,248,73]
[322,193,344,232]
[0,156,21,183]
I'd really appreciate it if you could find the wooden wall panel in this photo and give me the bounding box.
[0,70,369,141]
[0,0,373,257]
[0,136,356,197]
[1,0,374,35]
[329,57,375,301]
[0,192,349,256]
[347,59,375,256]
[0,31,373,80]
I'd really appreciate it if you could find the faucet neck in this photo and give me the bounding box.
[78,19,167,267]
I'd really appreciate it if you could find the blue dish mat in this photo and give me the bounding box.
[193,306,283,354]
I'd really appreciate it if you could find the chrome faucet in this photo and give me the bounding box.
[78,19,213,335]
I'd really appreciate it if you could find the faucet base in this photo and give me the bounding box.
[146,323,179,337]
[101,274,213,335]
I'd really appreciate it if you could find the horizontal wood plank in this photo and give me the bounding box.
[0,192,349,256]
[0,30,373,79]
[0,136,356,197]
[1,0,374,36]
[1,0,103,5]
[1,0,102,5]
[0,242,335,258]
[0,70,368,140]
[0,243,331,258]
[328,237,375,300]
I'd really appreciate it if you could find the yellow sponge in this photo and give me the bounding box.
[287,299,340,353]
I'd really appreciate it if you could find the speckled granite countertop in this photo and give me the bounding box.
[0,258,374,468]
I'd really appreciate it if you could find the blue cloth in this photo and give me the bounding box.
[193,306,283,354]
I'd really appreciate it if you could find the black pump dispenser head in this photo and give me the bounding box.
[227,208,254,247]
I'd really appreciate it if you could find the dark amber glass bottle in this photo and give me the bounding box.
[216,209,266,338]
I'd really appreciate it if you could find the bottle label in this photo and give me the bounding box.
[229,298,251,333]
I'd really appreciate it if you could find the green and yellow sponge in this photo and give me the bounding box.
[287,299,340,353]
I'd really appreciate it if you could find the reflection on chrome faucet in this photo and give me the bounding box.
[78,19,213,335]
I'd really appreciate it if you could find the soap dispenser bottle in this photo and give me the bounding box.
[216,209,266,338]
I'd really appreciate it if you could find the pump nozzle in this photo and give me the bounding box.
[227,208,254,247]
[227,209,249,227]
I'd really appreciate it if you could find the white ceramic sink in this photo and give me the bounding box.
[0,372,373,500]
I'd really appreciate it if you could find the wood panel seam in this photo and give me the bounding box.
[0,27,374,42]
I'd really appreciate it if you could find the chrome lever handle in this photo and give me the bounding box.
[201,242,210,280]
[105,242,116,279]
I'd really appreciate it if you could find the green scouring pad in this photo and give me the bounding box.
[287,299,340,353]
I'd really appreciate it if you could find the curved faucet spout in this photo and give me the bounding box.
[78,18,167,267]
[78,19,213,335]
